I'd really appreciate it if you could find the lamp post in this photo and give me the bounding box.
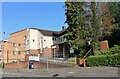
[16,48,19,72]
[2,32,5,69]
[45,47,48,71]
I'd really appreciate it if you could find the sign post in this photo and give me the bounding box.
[16,48,20,72]
[45,47,48,71]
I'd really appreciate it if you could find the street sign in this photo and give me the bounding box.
[29,56,40,61]
[70,49,74,53]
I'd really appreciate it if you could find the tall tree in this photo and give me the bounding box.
[64,2,86,57]
[109,2,120,25]
[64,2,101,57]
[107,2,120,46]
[100,3,113,36]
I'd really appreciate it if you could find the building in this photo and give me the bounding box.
[0,40,8,63]
[3,29,28,63]
[51,27,68,58]
[3,28,68,64]
[25,28,58,59]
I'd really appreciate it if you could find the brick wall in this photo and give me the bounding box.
[4,61,71,69]
[3,29,29,63]
[100,40,109,51]
[28,48,53,58]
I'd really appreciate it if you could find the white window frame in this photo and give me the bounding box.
[12,43,16,47]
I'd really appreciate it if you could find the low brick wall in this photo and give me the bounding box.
[4,61,28,69]
[4,61,72,69]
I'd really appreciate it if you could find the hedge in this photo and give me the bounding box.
[86,54,120,67]
[98,45,120,55]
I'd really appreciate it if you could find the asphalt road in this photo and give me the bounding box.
[1,67,119,77]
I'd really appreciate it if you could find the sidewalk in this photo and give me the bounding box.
[2,67,119,77]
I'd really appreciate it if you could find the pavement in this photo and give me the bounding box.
[1,66,120,77]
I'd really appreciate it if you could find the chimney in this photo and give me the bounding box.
[62,26,66,30]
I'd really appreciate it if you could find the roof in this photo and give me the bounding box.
[30,28,59,36]
[10,27,67,37]
[10,28,28,35]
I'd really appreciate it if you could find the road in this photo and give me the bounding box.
[1,67,119,78]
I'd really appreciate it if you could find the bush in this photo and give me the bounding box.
[109,45,120,54]
[98,45,120,55]
[86,54,120,67]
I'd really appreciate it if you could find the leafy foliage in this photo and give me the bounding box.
[104,2,120,47]
[100,3,113,36]
[98,45,120,55]
[86,53,120,67]
[64,2,101,57]
[109,2,120,25]
[64,2,87,57]
[87,45,120,66]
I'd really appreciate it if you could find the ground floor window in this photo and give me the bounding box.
[52,48,58,58]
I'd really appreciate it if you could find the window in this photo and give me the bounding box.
[18,51,21,55]
[13,59,17,62]
[53,37,56,41]
[26,40,29,45]
[12,43,16,47]
[13,51,16,55]
[18,44,22,47]
[24,36,26,40]
[33,39,35,43]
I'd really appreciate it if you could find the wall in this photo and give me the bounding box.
[26,29,43,50]
[43,36,53,48]
[3,29,28,63]
[4,61,71,69]
[26,29,54,58]
[100,40,109,51]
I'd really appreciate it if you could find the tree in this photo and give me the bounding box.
[64,2,87,58]
[64,2,101,57]
[100,3,113,37]
[109,2,120,25]
[106,2,120,46]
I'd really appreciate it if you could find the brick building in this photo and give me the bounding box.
[3,29,28,63]
[2,28,66,64]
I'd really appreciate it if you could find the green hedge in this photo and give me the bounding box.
[86,54,120,67]
[98,45,120,55]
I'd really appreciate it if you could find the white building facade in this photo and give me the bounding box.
[25,28,58,59]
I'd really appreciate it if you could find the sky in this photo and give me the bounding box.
[0,2,2,41]
[2,2,67,39]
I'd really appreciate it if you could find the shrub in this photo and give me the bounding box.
[86,54,120,67]
[109,45,120,54]
[98,45,120,55]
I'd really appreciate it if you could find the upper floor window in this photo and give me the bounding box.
[18,51,21,55]
[18,44,22,47]
[53,37,57,41]
[33,39,35,43]
[24,36,26,40]
[13,51,16,55]
[12,43,16,47]
[59,37,64,43]
[26,40,29,45]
